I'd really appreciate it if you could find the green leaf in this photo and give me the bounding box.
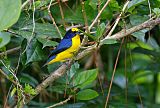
[33,0,48,9]
[73,69,98,89]
[101,39,118,45]
[79,29,96,40]
[100,0,120,20]
[146,37,159,49]
[52,4,84,24]
[10,87,17,97]
[0,0,21,31]
[129,15,149,41]
[76,89,99,100]
[153,8,160,16]
[24,84,36,95]
[16,23,64,39]
[127,53,152,71]
[37,37,58,48]
[156,73,160,103]
[24,39,46,64]
[20,73,39,87]
[127,0,146,13]
[131,30,146,42]
[96,23,106,39]
[108,0,120,12]
[47,62,61,73]
[101,7,113,20]
[0,32,11,48]
[130,15,149,26]
[113,75,127,89]
[56,1,96,25]
[13,30,32,40]
[68,62,80,81]
[127,41,154,50]
[0,38,2,43]
[89,0,98,10]
[133,70,153,84]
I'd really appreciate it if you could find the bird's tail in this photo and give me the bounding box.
[42,55,57,67]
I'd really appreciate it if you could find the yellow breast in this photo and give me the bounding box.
[48,34,81,64]
[67,34,81,53]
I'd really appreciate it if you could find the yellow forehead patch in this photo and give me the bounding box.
[71,28,78,32]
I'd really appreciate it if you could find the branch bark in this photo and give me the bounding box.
[102,18,160,41]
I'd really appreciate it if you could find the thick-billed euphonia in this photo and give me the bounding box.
[46,27,81,65]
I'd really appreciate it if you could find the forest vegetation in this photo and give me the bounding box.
[0,0,160,108]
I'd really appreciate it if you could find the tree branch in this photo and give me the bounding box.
[102,18,160,41]
[25,18,160,104]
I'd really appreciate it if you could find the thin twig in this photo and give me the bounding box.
[104,38,124,108]
[14,51,22,74]
[147,0,152,47]
[94,48,104,95]
[77,45,97,60]
[148,0,152,18]
[40,2,58,10]
[47,95,72,108]
[0,61,26,105]
[57,0,66,28]
[107,1,130,37]
[0,69,17,86]
[21,0,31,9]
[0,46,21,56]
[4,84,13,108]
[97,0,101,26]
[80,0,89,46]
[129,46,144,108]
[0,69,26,107]
[80,0,89,32]
[22,0,36,54]
[124,38,128,107]
[89,0,111,31]
[48,0,63,39]
[0,60,19,82]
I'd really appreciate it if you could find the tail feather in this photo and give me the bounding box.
[43,55,56,67]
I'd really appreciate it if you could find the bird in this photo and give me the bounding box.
[46,27,81,65]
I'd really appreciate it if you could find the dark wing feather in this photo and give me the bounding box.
[47,55,56,63]
[50,38,72,55]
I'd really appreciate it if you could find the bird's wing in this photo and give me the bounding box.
[50,38,72,55]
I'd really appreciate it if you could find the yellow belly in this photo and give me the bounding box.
[48,35,81,64]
